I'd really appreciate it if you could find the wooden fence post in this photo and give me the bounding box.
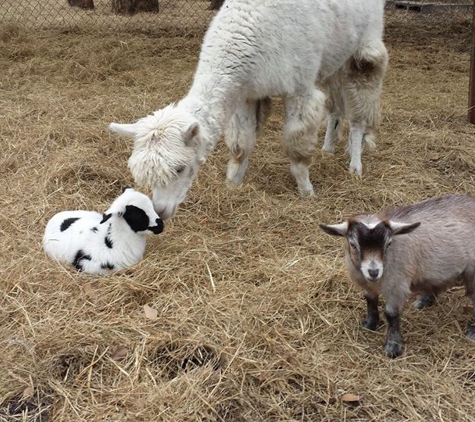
[469,0,475,123]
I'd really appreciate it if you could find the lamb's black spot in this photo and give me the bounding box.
[90,227,98,233]
[72,250,92,271]
[60,217,80,232]
[123,205,149,232]
[105,236,113,249]
[101,262,115,270]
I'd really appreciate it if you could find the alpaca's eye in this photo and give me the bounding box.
[176,165,185,174]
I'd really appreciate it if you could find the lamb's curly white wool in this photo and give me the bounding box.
[43,188,164,274]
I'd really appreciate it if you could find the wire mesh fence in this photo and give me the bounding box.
[0,0,216,33]
[0,0,473,41]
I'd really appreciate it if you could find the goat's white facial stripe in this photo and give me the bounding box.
[360,253,384,282]
[362,221,381,230]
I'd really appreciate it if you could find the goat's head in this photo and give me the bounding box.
[320,218,420,282]
[101,188,164,235]
[109,105,208,221]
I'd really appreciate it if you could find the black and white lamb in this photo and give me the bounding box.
[43,187,164,274]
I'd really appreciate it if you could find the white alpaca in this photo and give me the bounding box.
[109,0,388,220]
[43,188,163,274]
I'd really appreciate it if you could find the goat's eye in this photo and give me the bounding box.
[175,165,185,174]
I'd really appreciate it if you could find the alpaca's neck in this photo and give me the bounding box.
[179,75,242,152]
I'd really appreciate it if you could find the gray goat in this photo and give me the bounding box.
[320,194,475,358]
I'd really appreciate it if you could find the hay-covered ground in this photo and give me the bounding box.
[1,10,475,422]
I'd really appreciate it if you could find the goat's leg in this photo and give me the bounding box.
[362,291,380,331]
[282,88,326,196]
[384,296,408,358]
[464,274,475,339]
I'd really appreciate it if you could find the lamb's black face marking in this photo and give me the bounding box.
[90,227,98,233]
[101,262,115,270]
[123,205,149,232]
[60,217,80,232]
[149,218,164,234]
[72,250,92,271]
[105,235,113,249]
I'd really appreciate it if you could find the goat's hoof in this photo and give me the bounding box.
[466,326,475,340]
[384,341,404,359]
[412,294,436,310]
[362,318,380,331]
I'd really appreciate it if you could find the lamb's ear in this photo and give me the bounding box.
[109,122,137,138]
[388,221,421,235]
[122,186,133,193]
[100,213,112,224]
[319,222,349,237]
[182,121,200,146]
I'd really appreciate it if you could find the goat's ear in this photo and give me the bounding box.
[109,122,137,138]
[100,213,112,224]
[182,121,200,146]
[319,222,349,237]
[388,221,421,235]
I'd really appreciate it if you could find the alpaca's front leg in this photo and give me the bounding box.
[225,100,259,188]
[283,88,326,196]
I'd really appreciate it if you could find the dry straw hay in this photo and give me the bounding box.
[1,11,475,422]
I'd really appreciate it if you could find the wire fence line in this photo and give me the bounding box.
[0,0,473,38]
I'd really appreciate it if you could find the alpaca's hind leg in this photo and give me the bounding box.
[322,75,344,154]
[225,98,271,188]
[322,112,343,154]
[344,41,388,175]
[282,88,326,196]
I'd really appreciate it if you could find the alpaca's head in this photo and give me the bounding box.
[101,187,164,235]
[109,105,207,220]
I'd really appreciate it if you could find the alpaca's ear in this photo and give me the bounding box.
[109,122,137,138]
[182,122,200,146]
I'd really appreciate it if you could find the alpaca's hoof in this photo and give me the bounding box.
[299,188,315,198]
[321,144,335,154]
[349,161,362,176]
[225,179,242,189]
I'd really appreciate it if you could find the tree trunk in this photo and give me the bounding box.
[112,0,159,15]
[210,0,224,11]
[67,0,94,10]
